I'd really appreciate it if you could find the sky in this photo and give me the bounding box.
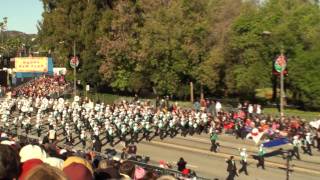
[0,0,43,34]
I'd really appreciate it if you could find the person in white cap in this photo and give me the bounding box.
[238,148,248,175]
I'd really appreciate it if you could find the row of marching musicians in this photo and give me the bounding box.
[0,96,215,150]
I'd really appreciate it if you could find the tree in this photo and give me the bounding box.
[38,0,106,89]
[98,0,145,92]
[225,0,320,105]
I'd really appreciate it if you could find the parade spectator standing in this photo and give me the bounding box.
[177,157,187,172]
[215,101,222,114]
[208,100,216,116]
[127,142,137,157]
[193,100,200,112]
[155,96,160,110]
[248,104,253,117]
[256,104,262,115]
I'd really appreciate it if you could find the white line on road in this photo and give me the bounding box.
[187,164,198,168]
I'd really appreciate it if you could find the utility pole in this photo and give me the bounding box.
[190,82,194,103]
[280,63,284,116]
[73,40,77,97]
[279,50,286,117]
[283,150,293,180]
[200,83,204,100]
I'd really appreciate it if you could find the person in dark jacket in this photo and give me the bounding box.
[177,157,187,172]
[226,156,238,180]
[93,137,102,152]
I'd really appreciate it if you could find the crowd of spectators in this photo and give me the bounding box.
[12,75,68,98]
[0,131,198,180]
[192,99,320,151]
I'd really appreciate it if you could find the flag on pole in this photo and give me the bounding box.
[246,128,264,144]
[310,119,320,129]
[262,138,289,148]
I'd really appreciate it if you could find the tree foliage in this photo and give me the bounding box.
[37,0,320,108]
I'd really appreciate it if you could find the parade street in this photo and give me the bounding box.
[11,114,320,180]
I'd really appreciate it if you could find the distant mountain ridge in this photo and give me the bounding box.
[3,30,36,37]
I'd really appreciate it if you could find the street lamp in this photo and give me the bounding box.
[278,49,286,117]
[60,40,78,97]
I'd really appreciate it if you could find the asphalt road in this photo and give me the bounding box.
[1,110,320,180]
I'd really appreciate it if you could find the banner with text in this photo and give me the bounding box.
[15,57,48,73]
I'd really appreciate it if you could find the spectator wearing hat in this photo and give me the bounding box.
[63,156,93,180]
[19,144,47,180]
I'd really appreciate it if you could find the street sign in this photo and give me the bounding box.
[86,84,90,91]
[274,54,286,73]
[70,56,79,68]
